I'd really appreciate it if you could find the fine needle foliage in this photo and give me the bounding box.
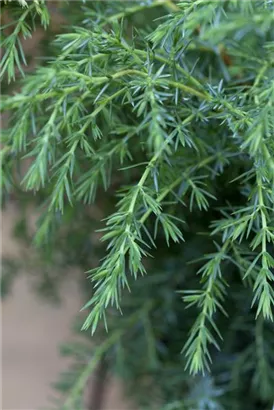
[1,1,274,409]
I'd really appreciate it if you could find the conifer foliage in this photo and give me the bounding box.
[1,1,274,409]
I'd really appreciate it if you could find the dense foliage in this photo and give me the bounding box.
[1,1,274,409]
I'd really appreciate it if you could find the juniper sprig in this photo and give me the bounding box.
[1,1,274,409]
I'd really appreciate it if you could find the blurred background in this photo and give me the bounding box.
[1,198,130,409]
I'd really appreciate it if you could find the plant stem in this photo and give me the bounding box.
[62,330,122,410]
[100,0,180,26]
[62,304,153,409]
[257,174,267,255]
[166,80,211,100]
